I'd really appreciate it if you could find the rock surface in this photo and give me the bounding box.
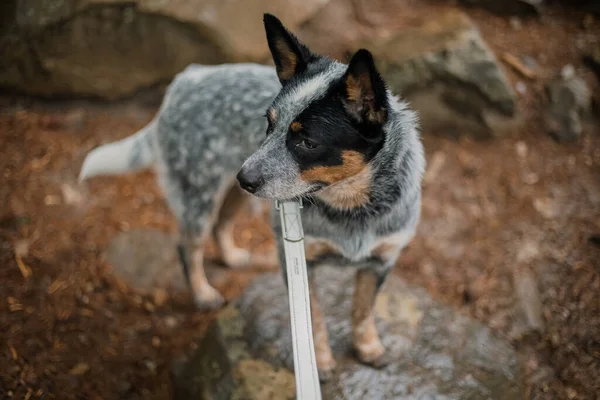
[365,10,516,138]
[104,228,232,294]
[105,229,188,291]
[173,267,524,400]
[0,0,328,98]
[2,1,517,137]
[544,70,592,142]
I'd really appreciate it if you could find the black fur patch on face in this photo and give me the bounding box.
[287,84,386,181]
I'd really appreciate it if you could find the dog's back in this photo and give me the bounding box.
[156,64,281,178]
[80,63,280,183]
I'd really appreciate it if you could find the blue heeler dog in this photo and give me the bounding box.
[80,14,425,380]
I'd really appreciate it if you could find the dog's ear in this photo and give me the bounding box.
[264,13,315,84]
[342,49,388,128]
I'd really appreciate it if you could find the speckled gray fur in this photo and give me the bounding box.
[80,57,424,270]
[79,25,425,319]
[153,63,281,234]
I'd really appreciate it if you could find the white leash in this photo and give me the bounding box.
[277,200,322,400]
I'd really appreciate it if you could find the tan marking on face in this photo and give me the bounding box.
[309,277,336,373]
[290,121,303,132]
[352,269,385,363]
[301,150,367,185]
[305,240,338,262]
[275,40,297,81]
[316,165,371,209]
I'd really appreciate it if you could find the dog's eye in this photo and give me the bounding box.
[297,139,318,150]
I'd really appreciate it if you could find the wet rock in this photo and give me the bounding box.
[459,0,543,16]
[298,0,407,60]
[545,71,592,142]
[0,0,329,99]
[105,229,186,291]
[365,11,517,138]
[173,267,524,400]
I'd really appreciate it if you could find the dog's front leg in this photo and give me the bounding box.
[308,274,336,382]
[352,268,390,368]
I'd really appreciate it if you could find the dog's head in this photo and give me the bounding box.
[237,14,389,201]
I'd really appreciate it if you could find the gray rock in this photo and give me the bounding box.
[105,229,186,291]
[459,0,543,16]
[173,267,524,400]
[364,11,517,138]
[105,228,233,294]
[0,0,329,99]
[545,72,592,142]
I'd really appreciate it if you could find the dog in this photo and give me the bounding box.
[79,14,425,380]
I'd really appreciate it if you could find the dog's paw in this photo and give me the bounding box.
[193,287,225,311]
[359,351,393,369]
[317,357,337,383]
[355,341,391,369]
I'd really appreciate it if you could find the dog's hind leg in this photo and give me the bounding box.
[212,184,253,268]
[213,184,278,269]
[161,171,230,311]
[178,232,225,311]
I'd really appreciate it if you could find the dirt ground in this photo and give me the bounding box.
[1,3,600,400]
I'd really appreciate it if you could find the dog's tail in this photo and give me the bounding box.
[79,120,156,181]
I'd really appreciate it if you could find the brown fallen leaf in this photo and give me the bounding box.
[47,279,65,294]
[80,308,94,317]
[9,345,18,360]
[69,362,90,376]
[502,52,536,80]
[144,301,155,312]
[14,240,32,279]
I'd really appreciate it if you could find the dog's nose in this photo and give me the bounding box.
[237,168,264,194]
